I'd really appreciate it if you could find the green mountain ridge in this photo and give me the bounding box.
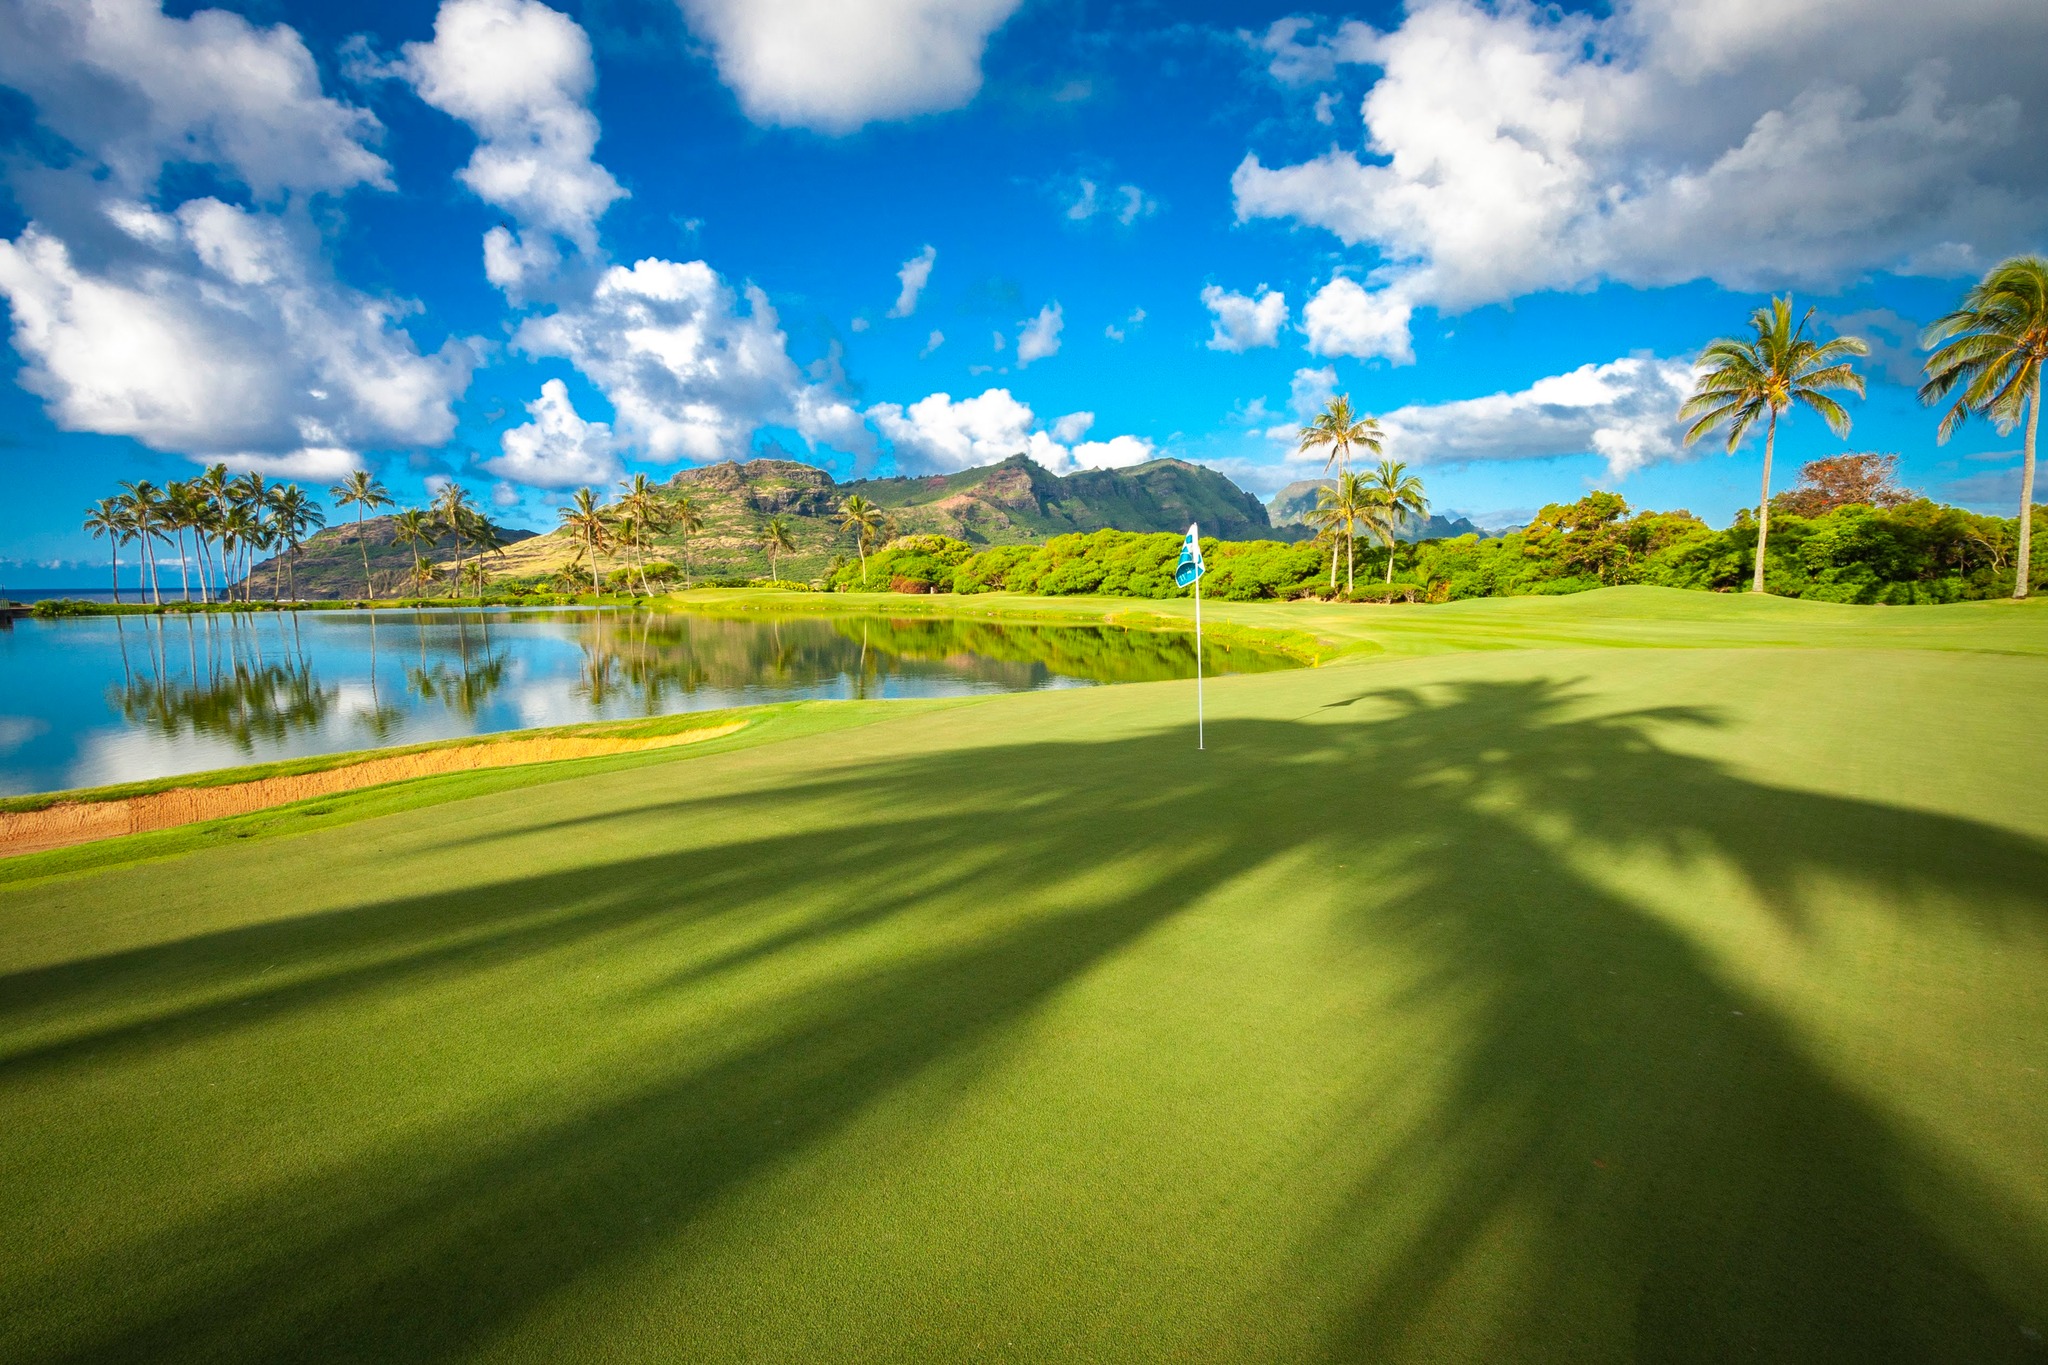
[1268,479,1497,541]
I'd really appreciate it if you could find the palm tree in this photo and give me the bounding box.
[330,470,394,602]
[1921,257,2048,600]
[615,473,670,595]
[838,494,887,587]
[1297,394,1384,476]
[83,498,130,604]
[227,472,270,601]
[270,484,325,602]
[1679,296,1867,594]
[460,506,508,598]
[432,484,474,599]
[669,494,706,587]
[1309,471,1379,593]
[559,487,612,595]
[391,509,436,600]
[1360,459,1429,584]
[193,463,231,602]
[118,480,165,605]
[757,517,797,581]
[161,481,205,603]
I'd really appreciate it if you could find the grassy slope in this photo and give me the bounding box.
[3,588,2047,1363]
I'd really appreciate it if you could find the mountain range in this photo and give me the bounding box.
[1267,480,1494,542]
[254,455,1333,597]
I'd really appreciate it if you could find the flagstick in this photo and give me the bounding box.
[1195,572,1204,751]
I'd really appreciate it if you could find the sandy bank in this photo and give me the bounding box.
[0,722,746,859]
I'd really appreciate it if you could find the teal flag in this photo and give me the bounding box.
[1175,523,1205,588]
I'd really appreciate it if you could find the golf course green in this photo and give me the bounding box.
[3,586,2046,1363]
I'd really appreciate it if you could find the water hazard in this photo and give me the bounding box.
[0,608,1296,796]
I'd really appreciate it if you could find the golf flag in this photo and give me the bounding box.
[1178,523,1205,750]
[1175,523,1206,588]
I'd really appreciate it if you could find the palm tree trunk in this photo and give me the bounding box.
[2016,383,2039,601]
[1753,410,1777,594]
[176,528,192,602]
[1345,533,1354,593]
[587,531,600,595]
[358,509,374,603]
[110,541,121,605]
[145,536,161,606]
[858,543,867,588]
[1385,535,1395,584]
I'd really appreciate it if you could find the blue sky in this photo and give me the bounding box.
[1,0,2044,581]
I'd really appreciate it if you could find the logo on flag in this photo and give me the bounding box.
[1175,523,1205,588]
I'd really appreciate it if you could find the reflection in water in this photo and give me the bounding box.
[2,608,1297,794]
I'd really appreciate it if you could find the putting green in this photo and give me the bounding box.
[4,588,2046,1363]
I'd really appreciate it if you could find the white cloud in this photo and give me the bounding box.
[1104,306,1145,343]
[1016,302,1063,366]
[400,0,625,297]
[867,388,1155,474]
[1374,354,1696,477]
[0,202,474,476]
[1234,0,2048,361]
[889,244,936,317]
[1062,178,1158,226]
[1302,277,1415,364]
[485,378,621,488]
[1201,284,1287,352]
[675,0,1026,133]
[919,330,944,358]
[516,254,867,464]
[1050,411,1094,443]
[0,0,390,198]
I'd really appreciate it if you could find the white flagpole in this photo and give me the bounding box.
[1195,569,1204,751]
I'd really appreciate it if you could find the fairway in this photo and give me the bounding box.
[3,589,2047,1363]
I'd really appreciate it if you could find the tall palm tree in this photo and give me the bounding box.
[432,484,474,599]
[1360,459,1429,584]
[838,494,887,587]
[757,517,797,582]
[616,473,670,595]
[228,472,270,601]
[1297,394,1384,476]
[165,480,210,603]
[1679,296,1866,594]
[83,498,130,604]
[1920,256,2048,600]
[390,509,436,600]
[1310,470,1379,593]
[270,484,324,602]
[460,506,508,598]
[669,493,706,587]
[330,470,394,602]
[193,463,231,602]
[559,487,612,595]
[118,480,166,605]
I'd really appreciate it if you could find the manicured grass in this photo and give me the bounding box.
[3,588,2047,1362]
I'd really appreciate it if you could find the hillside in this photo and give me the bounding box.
[243,516,537,600]
[488,454,1285,586]
[1268,479,1492,541]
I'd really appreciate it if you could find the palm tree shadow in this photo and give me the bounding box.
[6,679,2047,1362]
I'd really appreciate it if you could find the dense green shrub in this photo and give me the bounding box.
[816,492,2042,606]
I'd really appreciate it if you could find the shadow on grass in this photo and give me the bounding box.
[4,679,2046,1362]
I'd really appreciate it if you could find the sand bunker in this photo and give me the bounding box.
[0,722,747,860]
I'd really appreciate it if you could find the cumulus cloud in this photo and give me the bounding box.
[0,200,473,478]
[0,0,390,198]
[867,388,1155,474]
[919,330,944,358]
[1234,0,2048,361]
[1016,302,1063,366]
[515,254,867,464]
[1201,284,1287,352]
[889,244,936,317]
[675,0,1026,133]
[400,0,625,296]
[1302,277,1415,364]
[484,378,621,487]
[1374,355,1696,477]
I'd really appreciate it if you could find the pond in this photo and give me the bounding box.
[0,608,1297,796]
